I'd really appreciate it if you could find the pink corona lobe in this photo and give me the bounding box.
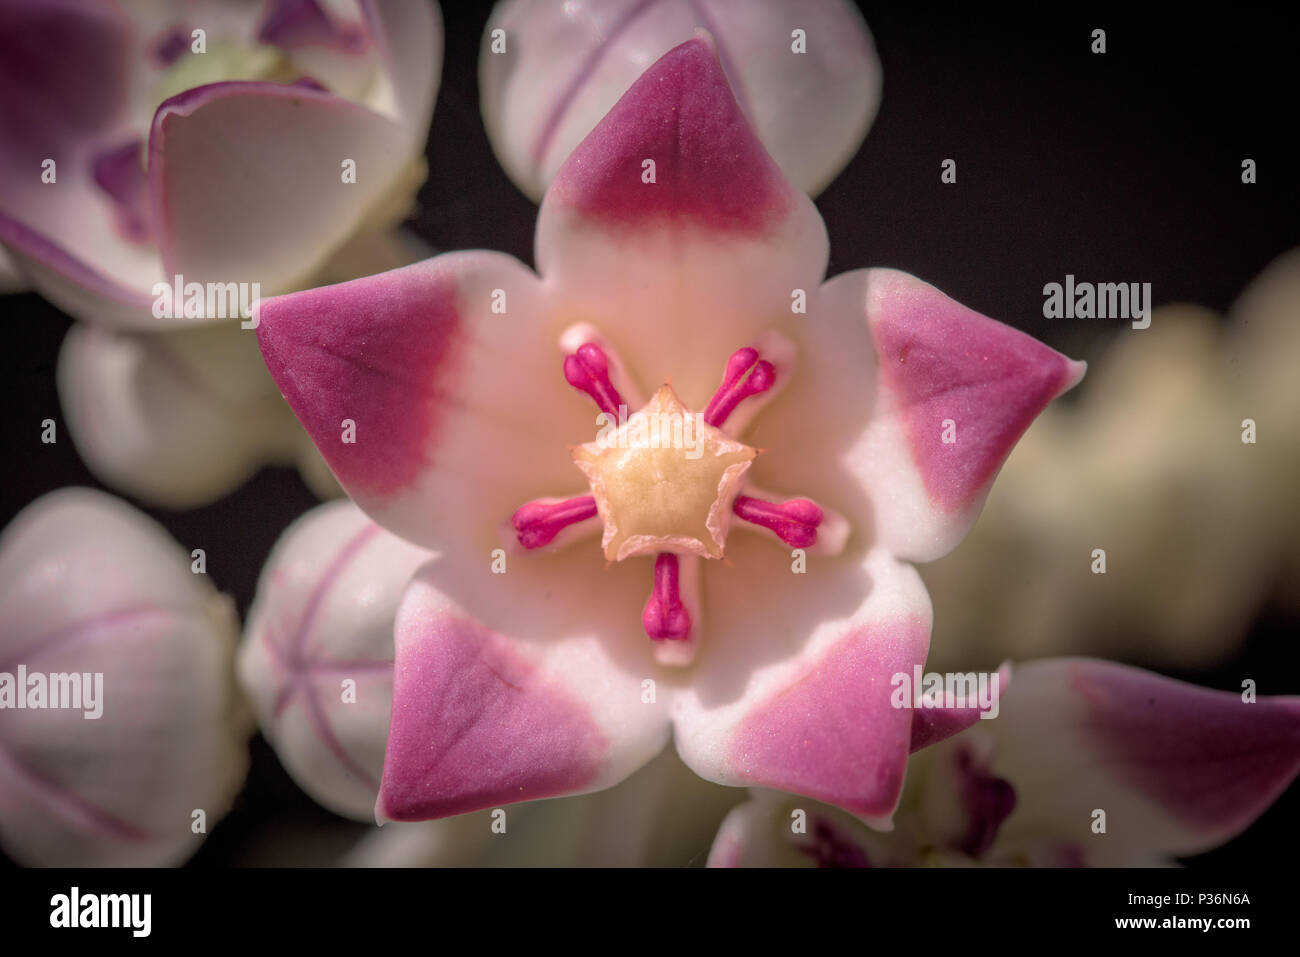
[642,552,691,641]
[512,496,597,549]
[563,342,624,417]
[704,346,776,427]
[733,495,822,548]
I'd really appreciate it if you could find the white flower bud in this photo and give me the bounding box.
[481,0,881,200]
[238,501,428,822]
[0,488,249,866]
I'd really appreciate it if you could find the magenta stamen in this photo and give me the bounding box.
[642,553,691,641]
[563,342,625,417]
[733,495,822,548]
[704,346,776,427]
[511,496,597,549]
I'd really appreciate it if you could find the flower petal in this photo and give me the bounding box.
[671,540,931,820]
[0,0,166,325]
[239,500,428,821]
[149,80,413,295]
[534,36,829,408]
[761,268,1083,563]
[909,663,1010,753]
[0,488,248,866]
[257,251,606,551]
[361,0,442,149]
[985,659,1300,863]
[377,549,671,821]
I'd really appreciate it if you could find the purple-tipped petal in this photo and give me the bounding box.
[792,269,1084,564]
[909,663,1010,753]
[256,251,597,553]
[706,792,883,868]
[987,659,1300,862]
[534,36,828,408]
[868,270,1084,514]
[673,544,931,821]
[376,561,671,821]
[546,36,791,236]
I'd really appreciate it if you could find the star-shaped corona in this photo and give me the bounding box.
[507,327,847,666]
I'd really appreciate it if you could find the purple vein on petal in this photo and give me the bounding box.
[260,523,391,790]
[0,745,154,843]
[286,522,382,662]
[303,682,379,790]
[0,604,179,673]
[529,0,663,165]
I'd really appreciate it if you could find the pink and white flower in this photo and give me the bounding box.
[0,488,250,866]
[254,37,1084,824]
[707,659,1300,867]
[0,0,442,505]
[480,0,881,201]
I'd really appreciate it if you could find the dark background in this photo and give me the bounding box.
[1,3,1297,866]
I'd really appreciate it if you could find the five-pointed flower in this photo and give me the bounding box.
[255,37,1085,823]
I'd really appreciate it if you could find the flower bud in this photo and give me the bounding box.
[480,0,881,200]
[0,488,249,866]
[238,500,428,821]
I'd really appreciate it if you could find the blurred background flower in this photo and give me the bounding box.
[0,488,249,866]
[923,249,1300,675]
[708,659,1300,867]
[0,0,442,506]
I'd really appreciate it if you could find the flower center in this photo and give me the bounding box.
[505,326,848,666]
[152,38,294,108]
[572,383,756,562]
